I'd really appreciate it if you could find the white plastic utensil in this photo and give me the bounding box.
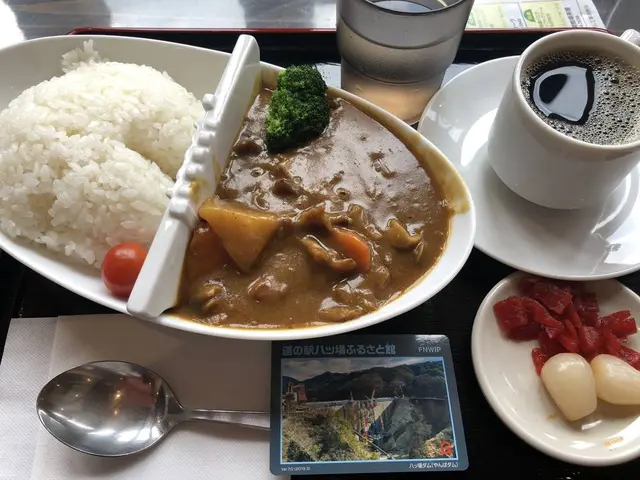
[127,34,262,319]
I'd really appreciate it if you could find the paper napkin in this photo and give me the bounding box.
[0,314,284,480]
[0,317,57,479]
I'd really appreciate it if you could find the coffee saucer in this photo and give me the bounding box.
[418,56,640,281]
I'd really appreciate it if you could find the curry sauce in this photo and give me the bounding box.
[171,90,453,329]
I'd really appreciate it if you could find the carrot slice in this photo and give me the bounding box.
[332,227,371,272]
[184,223,230,279]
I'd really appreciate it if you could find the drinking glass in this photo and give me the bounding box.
[336,0,475,124]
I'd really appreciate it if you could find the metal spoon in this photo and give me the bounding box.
[36,360,270,457]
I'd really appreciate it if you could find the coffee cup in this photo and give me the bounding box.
[487,29,640,210]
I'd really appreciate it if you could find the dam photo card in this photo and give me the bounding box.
[269,335,468,475]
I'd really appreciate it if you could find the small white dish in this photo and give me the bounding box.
[472,271,640,466]
[417,56,640,281]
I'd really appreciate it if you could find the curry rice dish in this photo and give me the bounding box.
[172,89,454,329]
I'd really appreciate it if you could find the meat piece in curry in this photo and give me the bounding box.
[171,89,454,329]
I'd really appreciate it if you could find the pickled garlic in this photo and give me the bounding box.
[540,353,597,421]
[590,354,640,405]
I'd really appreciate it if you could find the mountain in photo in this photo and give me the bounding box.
[282,361,446,401]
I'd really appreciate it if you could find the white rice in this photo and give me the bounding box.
[0,40,204,267]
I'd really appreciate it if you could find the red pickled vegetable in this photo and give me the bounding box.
[538,331,566,356]
[577,325,603,358]
[523,298,565,330]
[507,322,542,341]
[493,296,529,333]
[602,329,622,354]
[574,292,599,325]
[557,319,580,353]
[529,280,573,314]
[617,346,640,370]
[531,348,549,376]
[544,325,564,340]
[600,310,637,337]
[562,319,578,340]
[563,303,582,328]
[494,276,640,373]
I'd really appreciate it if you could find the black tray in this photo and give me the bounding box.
[2,27,638,480]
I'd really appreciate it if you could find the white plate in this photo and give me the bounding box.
[0,35,232,316]
[0,35,475,341]
[472,271,640,466]
[417,56,640,281]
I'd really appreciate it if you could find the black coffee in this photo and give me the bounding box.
[521,50,640,145]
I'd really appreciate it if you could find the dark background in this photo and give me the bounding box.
[2,0,638,40]
[2,25,639,480]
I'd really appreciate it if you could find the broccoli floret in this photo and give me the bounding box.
[265,65,331,153]
[266,91,330,153]
[276,65,327,98]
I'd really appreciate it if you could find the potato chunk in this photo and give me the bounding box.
[199,198,280,273]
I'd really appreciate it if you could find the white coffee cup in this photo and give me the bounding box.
[487,29,640,210]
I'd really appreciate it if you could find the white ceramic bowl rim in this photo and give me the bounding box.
[0,34,476,341]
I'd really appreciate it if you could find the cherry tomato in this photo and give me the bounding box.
[101,242,147,298]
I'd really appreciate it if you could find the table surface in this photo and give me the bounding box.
[3,0,640,479]
[1,0,638,44]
